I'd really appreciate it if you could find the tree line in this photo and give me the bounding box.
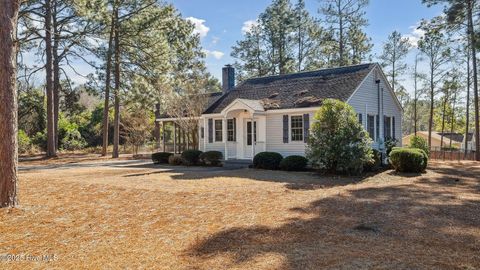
[232,0,479,159]
[14,0,220,159]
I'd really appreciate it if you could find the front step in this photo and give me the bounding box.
[224,159,252,169]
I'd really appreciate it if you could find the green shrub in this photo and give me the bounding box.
[253,152,283,170]
[199,151,223,166]
[18,130,32,154]
[181,150,203,165]
[168,155,183,166]
[306,99,373,175]
[279,155,308,171]
[389,147,428,173]
[152,152,173,164]
[61,128,87,151]
[410,135,429,156]
[364,149,382,172]
[384,137,398,157]
[32,131,47,151]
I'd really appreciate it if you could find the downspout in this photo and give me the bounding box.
[375,78,383,162]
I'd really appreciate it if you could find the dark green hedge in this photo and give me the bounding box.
[279,155,308,171]
[253,152,283,170]
[152,152,173,164]
[199,151,223,166]
[389,147,428,173]
[168,155,183,165]
[181,150,203,165]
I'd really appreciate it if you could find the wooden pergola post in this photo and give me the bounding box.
[173,122,177,154]
[162,122,166,152]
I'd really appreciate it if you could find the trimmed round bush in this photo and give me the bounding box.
[199,151,223,166]
[389,147,428,173]
[279,155,308,171]
[181,150,203,165]
[152,152,173,164]
[253,152,283,170]
[168,155,183,166]
[364,149,381,172]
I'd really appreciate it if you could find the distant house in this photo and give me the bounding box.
[157,63,403,160]
[402,131,467,149]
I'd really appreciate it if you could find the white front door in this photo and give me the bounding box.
[244,120,257,159]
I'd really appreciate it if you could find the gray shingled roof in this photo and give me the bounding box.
[204,63,376,114]
[438,132,476,143]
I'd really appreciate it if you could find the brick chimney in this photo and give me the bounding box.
[222,64,235,93]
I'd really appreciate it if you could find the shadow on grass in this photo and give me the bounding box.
[186,165,480,269]
[117,162,387,190]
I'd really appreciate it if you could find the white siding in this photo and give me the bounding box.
[265,110,316,157]
[347,67,403,148]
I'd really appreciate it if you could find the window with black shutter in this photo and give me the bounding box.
[384,116,391,140]
[214,120,222,142]
[367,115,375,140]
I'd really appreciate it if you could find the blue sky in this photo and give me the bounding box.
[171,0,443,92]
[29,1,443,95]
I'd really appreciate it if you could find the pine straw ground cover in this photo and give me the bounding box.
[1,158,479,270]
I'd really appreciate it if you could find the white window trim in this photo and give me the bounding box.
[290,115,304,142]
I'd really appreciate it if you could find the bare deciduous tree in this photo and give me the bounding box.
[166,88,208,150]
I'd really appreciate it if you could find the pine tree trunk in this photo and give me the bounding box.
[467,1,479,161]
[465,44,470,155]
[45,0,56,157]
[52,0,60,150]
[428,68,434,151]
[414,55,418,136]
[102,7,116,156]
[440,94,448,149]
[0,0,20,208]
[450,91,457,149]
[112,5,120,158]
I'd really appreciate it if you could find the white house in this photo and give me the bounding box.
[157,63,403,160]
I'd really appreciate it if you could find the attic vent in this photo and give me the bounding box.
[294,90,309,96]
[268,92,279,98]
[294,96,322,107]
[261,98,281,109]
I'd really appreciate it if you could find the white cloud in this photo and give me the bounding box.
[186,17,210,38]
[241,20,258,35]
[404,23,425,48]
[211,36,220,45]
[203,49,224,60]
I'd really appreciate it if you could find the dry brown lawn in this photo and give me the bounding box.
[1,156,479,269]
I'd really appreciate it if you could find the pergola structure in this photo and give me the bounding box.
[156,118,199,154]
